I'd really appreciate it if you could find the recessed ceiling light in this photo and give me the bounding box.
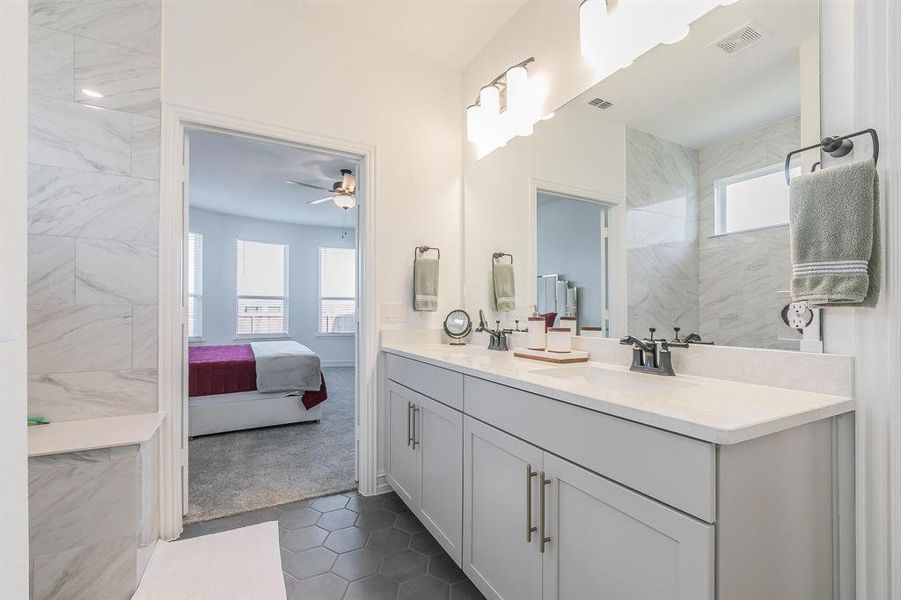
[80,88,104,99]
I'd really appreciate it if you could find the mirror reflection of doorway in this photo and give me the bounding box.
[536,191,610,335]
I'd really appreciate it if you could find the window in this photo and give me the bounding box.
[187,232,203,341]
[236,240,288,337]
[319,247,356,334]
[714,162,800,235]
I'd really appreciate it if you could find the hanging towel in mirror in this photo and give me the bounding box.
[493,262,516,312]
[414,257,439,311]
[790,159,880,306]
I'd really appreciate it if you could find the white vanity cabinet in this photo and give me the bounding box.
[385,356,464,563]
[383,351,838,600]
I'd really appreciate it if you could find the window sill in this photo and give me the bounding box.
[316,333,356,338]
[188,337,205,344]
[234,334,291,341]
[709,222,788,238]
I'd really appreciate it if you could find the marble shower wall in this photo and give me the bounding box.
[698,116,801,349]
[27,0,161,421]
[625,128,700,337]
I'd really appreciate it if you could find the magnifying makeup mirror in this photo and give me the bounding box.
[444,310,472,345]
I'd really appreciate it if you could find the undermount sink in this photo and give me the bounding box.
[529,365,697,391]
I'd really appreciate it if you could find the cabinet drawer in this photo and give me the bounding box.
[464,376,716,522]
[386,353,464,411]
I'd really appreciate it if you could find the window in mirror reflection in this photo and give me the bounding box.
[536,191,610,334]
[714,163,801,235]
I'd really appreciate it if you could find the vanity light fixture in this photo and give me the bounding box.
[579,0,739,76]
[466,57,545,153]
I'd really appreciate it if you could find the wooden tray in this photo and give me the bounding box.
[513,347,589,364]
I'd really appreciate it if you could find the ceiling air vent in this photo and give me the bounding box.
[712,23,768,56]
[588,98,613,110]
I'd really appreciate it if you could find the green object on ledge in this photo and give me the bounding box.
[27,417,49,426]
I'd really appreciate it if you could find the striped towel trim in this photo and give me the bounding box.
[793,260,869,275]
[415,294,438,302]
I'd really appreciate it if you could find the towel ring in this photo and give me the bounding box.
[492,252,513,264]
[414,246,440,260]
[784,128,879,184]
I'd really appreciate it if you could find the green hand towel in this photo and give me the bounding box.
[413,257,439,311]
[493,262,516,312]
[790,159,880,307]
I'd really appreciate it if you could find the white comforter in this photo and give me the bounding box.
[250,341,321,393]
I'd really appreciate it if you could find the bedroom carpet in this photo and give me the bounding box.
[186,367,356,524]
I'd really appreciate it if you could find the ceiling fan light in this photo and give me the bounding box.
[341,170,356,192]
[333,193,357,210]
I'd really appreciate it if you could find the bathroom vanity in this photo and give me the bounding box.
[380,342,852,600]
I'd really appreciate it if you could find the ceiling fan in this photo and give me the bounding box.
[284,168,357,210]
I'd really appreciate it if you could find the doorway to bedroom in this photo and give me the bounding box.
[183,128,360,524]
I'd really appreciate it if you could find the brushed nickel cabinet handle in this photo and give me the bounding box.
[526,465,538,543]
[407,401,413,447]
[539,471,551,553]
[412,405,421,449]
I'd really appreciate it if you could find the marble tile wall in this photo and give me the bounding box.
[28,440,157,600]
[625,128,700,337]
[698,116,801,349]
[27,0,161,421]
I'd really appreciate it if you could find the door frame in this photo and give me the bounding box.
[158,103,379,539]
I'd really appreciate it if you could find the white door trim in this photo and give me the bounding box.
[158,103,379,539]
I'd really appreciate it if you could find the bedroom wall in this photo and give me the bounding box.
[189,208,356,366]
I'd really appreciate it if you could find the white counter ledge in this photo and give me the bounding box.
[28,411,166,457]
[380,343,853,445]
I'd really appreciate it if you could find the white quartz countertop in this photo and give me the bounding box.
[380,343,854,444]
[28,412,166,457]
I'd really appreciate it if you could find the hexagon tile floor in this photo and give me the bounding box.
[181,489,487,600]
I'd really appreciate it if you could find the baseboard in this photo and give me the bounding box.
[376,471,392,495]
[321,361,355,368]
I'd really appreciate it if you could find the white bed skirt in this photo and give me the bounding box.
[189,390,322,437]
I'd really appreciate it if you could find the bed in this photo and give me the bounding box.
[188,341,328,436]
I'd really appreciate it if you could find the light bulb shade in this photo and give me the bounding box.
[341,170,356,192]
[479,85,500,118]
[505,65,533,137]
[466,104,483,143]
[333,193,357,210]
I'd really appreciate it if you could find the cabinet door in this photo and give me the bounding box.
[385,382,418,509]
[415,393,463,564]
[463,417,543,600]
[542,454,714,600]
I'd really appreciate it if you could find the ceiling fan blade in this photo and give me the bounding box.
[308,196,333,205]
[285,179,331,192]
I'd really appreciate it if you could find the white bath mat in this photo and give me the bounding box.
[133,521,286,600]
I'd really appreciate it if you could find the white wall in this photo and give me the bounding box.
[463,104,627,333]
[0,1,30,595]
[189,208,355,366]
[164,0,463,329]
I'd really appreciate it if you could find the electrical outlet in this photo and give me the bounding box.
[381,302,407,324]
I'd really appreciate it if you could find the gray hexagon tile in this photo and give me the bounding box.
[411,531,444,556]
[380,549,428,582]
[317,508,358,531]
[282,546,337,580]
[356,509,397,531]
[367,528,411,555]
[346,494,385,514]
[312,494,349,512]
[281,525,328,552]
[399,574,450,600]
[323,526,369,553]
[289,572,347,600]
[345,575,399,600]
[279,506,321,530]
[180,491,486,600]
[332,548,383,581]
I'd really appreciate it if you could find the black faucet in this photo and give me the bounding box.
[476,310,509,351]
[619,327,680,376]
[673,327,714,345]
